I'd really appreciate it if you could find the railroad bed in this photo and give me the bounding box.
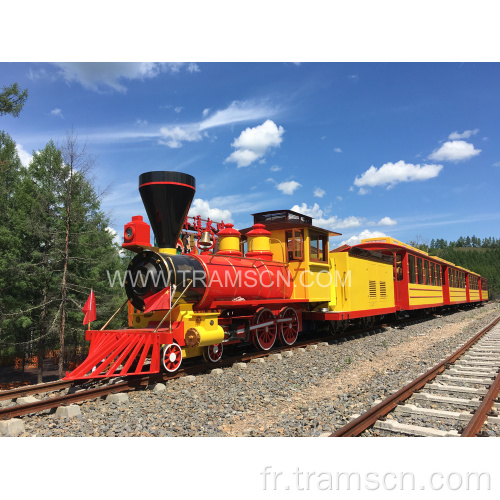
[1,302,499,437]
[356,316,500,437]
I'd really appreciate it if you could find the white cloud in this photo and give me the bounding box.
[448,129,479,140]
[270,165,282,172]
[277,180,301,195]
[16,144,33,167]
[348,75,359,81]
[225,149,260,167]
[225,119,285,167]
[358,187,370,195]
[378,216,397,226]
[187,63,200,73]
[51,62,193,93]
[136,119,148,127]
[321,215,363,230]
[354,160,443,191]
[313,187,326,198]
[341,230,387,246]
[51,108,64,118]
[336,196,342,201]
[493,162,500,167]
[158,125,202,148]
[232,119,284,154]
[174,106,183,113]
[334,148,342,153]
[200,101,278,131]
[202,108,210,117]
[188,198,233,223]
[291,203,363,230]
[291,202,323,219]
[428,140,481,162]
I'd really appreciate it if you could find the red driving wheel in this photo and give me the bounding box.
[252,308,277,351]
[203,343,223,363]
[279,307,299,346]
[161,343,183,373]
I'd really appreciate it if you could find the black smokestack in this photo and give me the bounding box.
[139,171,196,249]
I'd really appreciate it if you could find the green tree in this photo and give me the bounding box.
[0,83,28,117]
[15,140,67,381]
[12,137,126,381]
[0,131,23,365]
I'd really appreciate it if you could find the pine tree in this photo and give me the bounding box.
[12,138,126,380]
[15,140,67,381]
[0,131,23,365]
[0,83,28,117]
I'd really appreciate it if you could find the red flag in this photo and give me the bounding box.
[143,286,171,313]
[82,289,97,325]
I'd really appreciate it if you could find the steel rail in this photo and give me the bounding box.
[330,314,500,437]
[461,363,500,437]
[0,376,153,420]
[0,380,74,401]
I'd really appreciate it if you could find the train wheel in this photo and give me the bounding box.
[279,307,299,346]
[252,308,277,351]
[203,343,223,363]
[161,343,183,373]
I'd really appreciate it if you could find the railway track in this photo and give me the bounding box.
[331,314,500,437]
[0,307,482,425]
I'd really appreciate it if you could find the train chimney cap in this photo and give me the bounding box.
[138,171,196,249]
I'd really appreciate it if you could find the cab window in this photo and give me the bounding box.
[286,229,304,262]
[309,231,328,262]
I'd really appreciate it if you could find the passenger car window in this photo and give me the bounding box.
[417,258,423,284]
[408,254,416,283]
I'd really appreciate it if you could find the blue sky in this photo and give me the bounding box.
[2,62,499,247]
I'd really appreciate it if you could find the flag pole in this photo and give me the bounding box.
[100,298,130,331]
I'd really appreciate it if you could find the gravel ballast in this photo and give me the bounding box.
[13,302,500,437]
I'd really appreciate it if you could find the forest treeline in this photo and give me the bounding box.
[0,129,127,380]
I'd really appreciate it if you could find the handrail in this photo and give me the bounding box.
[154,281,192,333]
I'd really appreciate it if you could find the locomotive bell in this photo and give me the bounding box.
[198,231,212,248]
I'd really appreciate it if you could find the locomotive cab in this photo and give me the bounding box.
[241,210,340,304]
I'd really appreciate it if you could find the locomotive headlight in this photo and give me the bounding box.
[125,227,133,240]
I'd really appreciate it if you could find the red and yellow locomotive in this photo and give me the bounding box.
[65,171,488,380]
